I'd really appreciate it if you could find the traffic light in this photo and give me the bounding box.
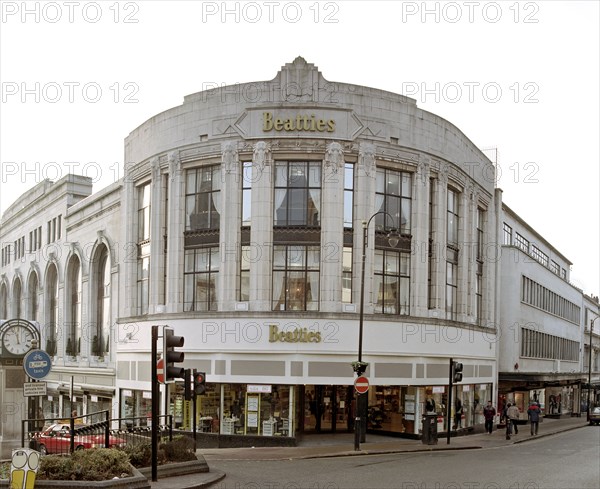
[453,361,463,383]
[184,369,192,401]
[194,371,206,395]
[163,327,185,383]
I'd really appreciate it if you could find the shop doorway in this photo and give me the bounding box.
[303,385,353,433]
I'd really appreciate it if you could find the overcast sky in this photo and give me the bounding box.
[1,1,598,298]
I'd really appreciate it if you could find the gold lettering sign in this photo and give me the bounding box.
[268,325,322,343]
[263,112,335,133]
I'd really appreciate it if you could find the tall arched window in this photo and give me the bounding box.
[28,272,39,321]
[0,283,8,319]
[66,256,81,358]
[45,264,59,356]
[93,246,110,358]
[13,277,22,318]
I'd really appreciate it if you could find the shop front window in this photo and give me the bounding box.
[120,389,153,429]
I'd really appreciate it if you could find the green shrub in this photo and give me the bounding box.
[121,441,166,468]
[36,448,132,481]
[0,461,11,479]
[159,435,196,462]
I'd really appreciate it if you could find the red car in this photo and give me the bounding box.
[34,423,126,455]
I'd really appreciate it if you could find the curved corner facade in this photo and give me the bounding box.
[117,57,498,437]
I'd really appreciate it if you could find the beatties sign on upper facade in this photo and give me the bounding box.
[263,112,335,133]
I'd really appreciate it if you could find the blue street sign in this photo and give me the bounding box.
[23,350,52,380]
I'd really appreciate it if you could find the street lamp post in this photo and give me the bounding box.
[588,316,599,421]
[353,211,399,451]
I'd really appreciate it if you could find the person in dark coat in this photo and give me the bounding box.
[483,400,496,434]
[527,401,541,435]
[454,399,463,429]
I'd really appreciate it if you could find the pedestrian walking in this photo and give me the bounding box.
[527,401,541,435]
[454,399,463,429]
[507,403,520,435]
[483,400,496,434]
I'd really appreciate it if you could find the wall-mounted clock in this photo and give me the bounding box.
[0,319,38,356]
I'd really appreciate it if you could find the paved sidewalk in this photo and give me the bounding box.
[150,415,591,488]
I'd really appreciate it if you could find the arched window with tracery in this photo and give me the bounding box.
[45,264,59,356]
[13,277,22,318]
[0,282,8,318]
[28,272,39,321]
[66,256,81,358]
[92,245,111,358]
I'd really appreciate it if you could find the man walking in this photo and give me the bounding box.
[507,402,520,435]
[527,401,541,436]
[483,400,496,434]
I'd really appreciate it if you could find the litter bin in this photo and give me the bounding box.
[422,413,438,445]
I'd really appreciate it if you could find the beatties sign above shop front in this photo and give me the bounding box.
[262,111,335,133]
[269,324,322,343]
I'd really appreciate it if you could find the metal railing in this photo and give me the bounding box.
[21,411,173,456]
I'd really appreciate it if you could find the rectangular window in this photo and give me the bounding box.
[57,215,62,240]
[373,249,410,315]
[342,246,353,303]
[274,161,321,227]
[137,184,151,315]
[240,245,251,301]
[446,188,459,245]
[375,168,412,234]
[446,248,458,320]
[344,163,354,228]
[242,162,252,226]
[184,246,220,311]
[137,245,150,315]
[138,184,151,241]
[515,233,529,253]
[272,245,320,311]
[531,245,549,267]
[503,223,512,245]
[186,166,221,231]
[550,260,560,275]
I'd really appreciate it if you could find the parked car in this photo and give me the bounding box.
[33,423,126,455]
[589,406,600,426]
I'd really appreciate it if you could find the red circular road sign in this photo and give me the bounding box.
[157,359,165,384]
[354,375,369,394]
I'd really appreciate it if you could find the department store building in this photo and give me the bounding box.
[117,56,498,437]
[3,58,595,452]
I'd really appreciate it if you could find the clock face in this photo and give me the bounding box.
[2,324,34,355]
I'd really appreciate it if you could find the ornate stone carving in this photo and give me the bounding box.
[253,141,271,172]
[150,157,160,181]
[168,151,181,181]
[222,141,239,174]
[324,141,344,175]
[359,142,376,176]
[437,161,450,184]
[417,156,431,186]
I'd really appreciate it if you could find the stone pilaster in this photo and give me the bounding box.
[122,172,136,317]
[457,184,470,323]
[166,151,183,313]
[355,142,376,314]
[320,142,345,312]
[249,141,273,311]
[219,142,241,311]
[148,157,163,314]
[411,156,430,317]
